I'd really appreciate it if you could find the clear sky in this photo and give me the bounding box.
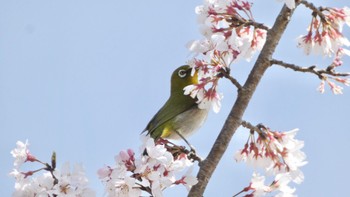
[1,0,349,196]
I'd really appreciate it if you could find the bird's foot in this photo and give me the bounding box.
[188,150,202,162]
[163,143,202,162]
[183,145,202,162]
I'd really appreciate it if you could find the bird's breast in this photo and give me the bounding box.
[167,106,209,140]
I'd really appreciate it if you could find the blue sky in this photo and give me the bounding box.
[1,0,349,196]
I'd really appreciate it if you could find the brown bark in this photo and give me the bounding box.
[188,5,296,197]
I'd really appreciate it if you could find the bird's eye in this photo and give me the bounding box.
[178,69,187,78]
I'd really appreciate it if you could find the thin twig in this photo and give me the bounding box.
[300,0,327,22]
[241,120,259,132]
[245,20,269,31]
[233,189,246,197]
[271,59,350,79]
[228,16,269,31]
[217,13,270,31]
[241,120,267,139]
[221,71,243,90]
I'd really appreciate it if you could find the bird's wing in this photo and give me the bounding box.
[143,95,196,139]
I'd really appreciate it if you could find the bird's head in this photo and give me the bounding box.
[170,65,198,95]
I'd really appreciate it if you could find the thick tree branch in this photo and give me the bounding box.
[188,5,297,197]
[271,59,350,79]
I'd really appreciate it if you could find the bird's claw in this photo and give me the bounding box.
[187,145,202,162]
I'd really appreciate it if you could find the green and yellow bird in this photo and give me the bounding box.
[143,65,208,144]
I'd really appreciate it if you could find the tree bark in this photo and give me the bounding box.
[188,5,296,197]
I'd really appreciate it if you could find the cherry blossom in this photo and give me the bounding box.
[11,172,54,197]
[234,171,297,196]
[174,166,198,191]
[11,165,95,197]
[295,5,350,94]
[98,136,198,197]
[9,140,95,197]
[327,80,344,95]
[10,140,37,168]
[317,80,326,93]
[297,6,350,57]
[50,163,95,197]
[334,77,350,86]
[234,128,306,196]
[272,173,296,197]
[317,75,350,95]
[186,0,267,113]
[104,176,141,197]
[249,173,269,196]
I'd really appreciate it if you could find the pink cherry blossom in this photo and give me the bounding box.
[297,7,350,57]
[186,0,267,113]
[10,141,95,197]
[327,80,344,94]
[234,128,306,196]
[99,136,198,197]
[10,140,37,168]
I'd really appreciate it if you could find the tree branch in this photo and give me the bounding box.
[188,5,297,197]
[245,20,269,31]
[300,0,327,22]
[241,120,263,134]
[220,71,243,90]
[221,13,270,31]
[231,17,269,31]
[271,59,350,79]
[241,120,270,140]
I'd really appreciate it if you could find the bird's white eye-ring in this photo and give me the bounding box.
[178,69,187,78]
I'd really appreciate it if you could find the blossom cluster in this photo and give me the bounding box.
[317,76,350,95]
[9,140,95,197]
[185,0,267,113]
[297,6,350,57]
[98,136,198,197]
[234,128,307,196]
[297,6,350,94]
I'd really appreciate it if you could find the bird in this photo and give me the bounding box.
[142,65,209,146]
